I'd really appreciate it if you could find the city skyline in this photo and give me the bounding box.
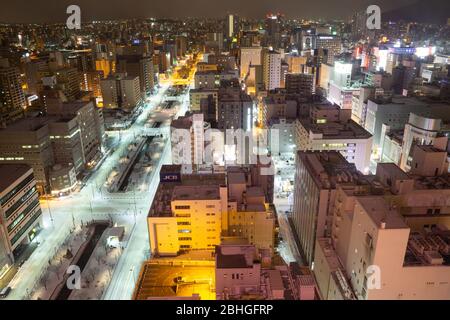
[0,0,435,23]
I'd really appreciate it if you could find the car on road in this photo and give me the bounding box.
[0,286,11,298]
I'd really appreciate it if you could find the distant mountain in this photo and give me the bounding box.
[383,0,450,24]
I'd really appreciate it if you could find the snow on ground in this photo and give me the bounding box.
[29,225,89,300]
[69,228,122,300]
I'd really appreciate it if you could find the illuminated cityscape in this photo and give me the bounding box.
[0,0,450,304]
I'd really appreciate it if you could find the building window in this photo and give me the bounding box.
[175,205,190,210]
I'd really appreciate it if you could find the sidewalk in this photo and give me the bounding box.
[0,239,39,289]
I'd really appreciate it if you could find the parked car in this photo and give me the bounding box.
[0,287,11,298]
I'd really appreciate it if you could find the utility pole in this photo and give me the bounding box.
[46,197,54,228]
[89,201,94,221]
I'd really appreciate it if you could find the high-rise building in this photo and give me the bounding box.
[206,32,224,54]
[292,151,363,265]
[364,96,450,154]
[0,165,43,277]
[294,103,373,173]
[265,14,282,50]
[147,166,227,256]
[0,118,54,193]
[217,86,253,131]
[225,14,239,39]
[189,88,218,112]
[147,165,275,257]
[263,50,281,91]
[117,55,154,97]
[314,146,450,300]
[51,67,81,101]
[175,36,188,58]
[315,35,342,65]
[0,58,26,126]
[100,74,143,110]
[170,113,207,174]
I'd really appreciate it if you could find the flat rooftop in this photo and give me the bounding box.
[0,117,48,132]
[246,186,265,198]
[0,164,33,194]
[299,118,372,140]
[149,172,226,218]
[215,245,257,269]
[228,172,246,184]
[298,151,364,189]
[376,162,411,181]
[356,197,409,230]
[172,185,220,201]
[133,263,215,300]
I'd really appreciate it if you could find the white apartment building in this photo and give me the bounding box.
[314,147,450,300]
[263,50,281,91]
[292,151,363,265]
[295,104,373,173]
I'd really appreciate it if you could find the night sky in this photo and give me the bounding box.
[0,0,425,23]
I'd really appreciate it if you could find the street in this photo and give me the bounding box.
[5,54,198,300]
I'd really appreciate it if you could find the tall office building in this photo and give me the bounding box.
[100,74,143,110]
[148,167,227,256]
[175,36,188,58]
[265,14,282,50]
[117,54,154,97]
[50,67,81,101]
[263,50,281,91]
[315,35,343,65]
[292,151,363,265]
[314,146,450,300]
[0,165,43,276]
[225,14,239,39]
[294,104,373,173]
[217,86,253,131]
[0,58,26,126]
[206,32,224,53]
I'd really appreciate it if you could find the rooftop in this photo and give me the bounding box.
[215,245,258,269]
[228,172,246,185]
[172,185,220,201]
[299,118,372,140]
[133,263,215,300]
[298,151,365,189]
[149,171,226,218]
[356,197,409,230]
[0,164,33,194]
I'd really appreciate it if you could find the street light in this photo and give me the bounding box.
[46,197,54,228]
